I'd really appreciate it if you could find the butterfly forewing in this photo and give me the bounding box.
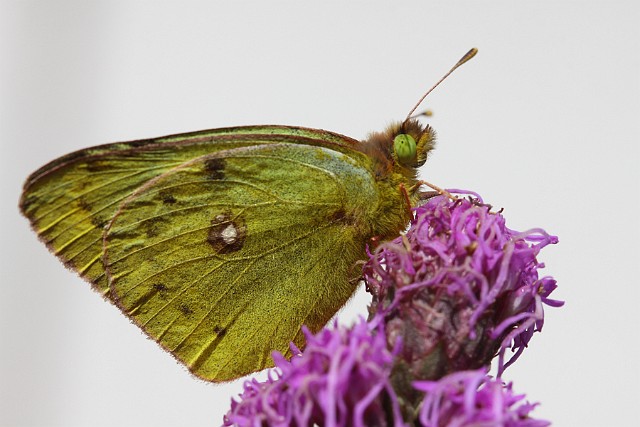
[103,143,379,381]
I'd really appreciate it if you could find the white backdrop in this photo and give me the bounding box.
[2,1,638,426]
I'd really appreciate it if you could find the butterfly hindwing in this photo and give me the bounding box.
[103,142,380,381]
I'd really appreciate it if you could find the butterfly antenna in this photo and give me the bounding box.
[404,48,478,123]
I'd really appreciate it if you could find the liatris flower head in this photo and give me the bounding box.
[364,191,562,386]
[224,318,406,427]
[223,322,551,426]
[414,369,550,427]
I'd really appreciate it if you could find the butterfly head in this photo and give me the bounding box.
[359,119,435,182]
[393,118,435,168]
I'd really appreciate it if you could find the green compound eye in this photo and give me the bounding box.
[393,134,417,165]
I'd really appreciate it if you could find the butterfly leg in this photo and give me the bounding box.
[398,183,414,219]
[411,180,457,201]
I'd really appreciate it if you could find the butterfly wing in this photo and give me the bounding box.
[20,127,386,382]
[20,126,361,297]
[103,143,379,381]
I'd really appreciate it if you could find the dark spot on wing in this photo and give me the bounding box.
[145,223,159,238]
[159,190,176,204]
[85,160,110,173]
[91,215,108,229]
[179,303,193,316]
[204,158,226,180]
[207,210,247,254]
[77,197,92,211]
[330,208,346,221]
[152,283,168,294]
[213,325,227,337]
[143,216,170,238]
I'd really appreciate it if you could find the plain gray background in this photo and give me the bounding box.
[2,1,638,426]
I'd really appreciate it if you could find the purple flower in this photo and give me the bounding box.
[364,191,562,381]
[414,370,550,427]
[223,318,405,427]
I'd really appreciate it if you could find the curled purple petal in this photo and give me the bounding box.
[413,370,550,427]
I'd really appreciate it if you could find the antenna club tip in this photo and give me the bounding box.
[459,48,478,65]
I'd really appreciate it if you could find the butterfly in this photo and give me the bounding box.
[19,48,476,382]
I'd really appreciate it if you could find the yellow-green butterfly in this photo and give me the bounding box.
[20,49,476,382]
